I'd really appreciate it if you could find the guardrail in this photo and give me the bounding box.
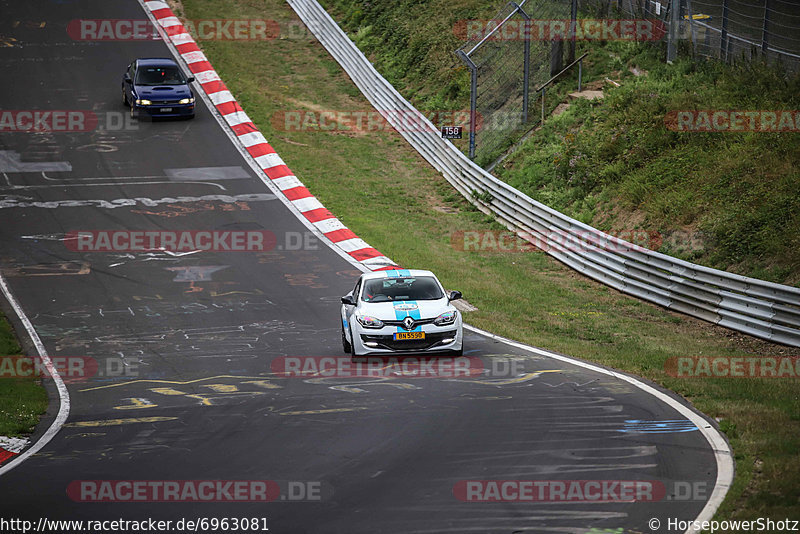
[287,0,800,347]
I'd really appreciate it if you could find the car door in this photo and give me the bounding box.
[342,278,361,336]
[125,62,137,102]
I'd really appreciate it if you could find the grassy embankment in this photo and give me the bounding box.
[0,314,48,437]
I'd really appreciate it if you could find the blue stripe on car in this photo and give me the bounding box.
[394,301,422,332]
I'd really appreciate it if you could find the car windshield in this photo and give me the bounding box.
[136,65,185,85]
[361,276,444,302]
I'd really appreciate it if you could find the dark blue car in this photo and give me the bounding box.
[122,58,196,119]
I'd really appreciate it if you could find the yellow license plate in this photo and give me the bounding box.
[393,331,425,341]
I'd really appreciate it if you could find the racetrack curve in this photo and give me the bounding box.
[0,1,728,532]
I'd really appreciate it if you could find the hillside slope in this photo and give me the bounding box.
[322,0,800,286]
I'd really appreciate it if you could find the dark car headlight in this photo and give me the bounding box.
[434,310,457,326]
[356,315,384,328]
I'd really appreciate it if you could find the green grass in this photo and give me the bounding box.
[180,0,800,523]
[320,1,800,286]
[0,315,48,437]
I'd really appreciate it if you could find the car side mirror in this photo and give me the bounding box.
[341,295,355,306]
[124,75,132,84]
[448,290,462,301]
[186,76,195,83]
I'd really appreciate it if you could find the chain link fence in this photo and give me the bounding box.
[611,0,800,70]
[455,0,572,165]
[456,0,798,163]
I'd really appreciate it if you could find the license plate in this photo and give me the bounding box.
[160,107,173,112]
[393,331,425,341]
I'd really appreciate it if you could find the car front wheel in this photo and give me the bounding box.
[341,325,351,354]
[349,326,360,357]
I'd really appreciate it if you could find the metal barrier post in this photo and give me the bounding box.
[456,50,478,160]
[667,0,680,63]
[541,86,545,124]
[761,0,771,56]
[720,0,730,61]
[513,3,531,123]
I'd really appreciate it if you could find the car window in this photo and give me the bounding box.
[361,276,443,302]
[352,280,361,301]
[128,63,136,79]
[135,65,186,85]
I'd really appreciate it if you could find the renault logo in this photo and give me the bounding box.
[402,316,415,330]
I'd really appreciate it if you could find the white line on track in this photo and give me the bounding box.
[0,273,71,476]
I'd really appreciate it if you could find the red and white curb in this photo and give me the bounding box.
[0,437,30,465]
[143,0,396,272]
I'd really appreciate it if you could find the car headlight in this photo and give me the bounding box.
[356,315,384,328]
[434,310,457,326]
[179,97,195,104]
[135,99,152,106]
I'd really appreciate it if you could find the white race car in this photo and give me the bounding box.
[340,269,463,357]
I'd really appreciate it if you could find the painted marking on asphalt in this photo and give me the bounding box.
[149,387,186,396]
[0,150,71,172]
[277,407,368,416]
[114,398,157,410]
[450,370,561,386]
[165,166,250,181]
[619,420,698,433]
[64,417,177,428]
[242,380,283,389]
[3,262,90,276]
[79,375,278,392]
[0,193,276,210]
[166,265,229,282]
[203,384,239,393]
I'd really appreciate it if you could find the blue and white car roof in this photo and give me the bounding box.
[360,269,438,281]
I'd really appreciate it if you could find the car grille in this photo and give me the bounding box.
[152,100,183,105]
[382,318,435,330]
[361,330,457,351]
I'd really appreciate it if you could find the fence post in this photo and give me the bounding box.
[666,0,680,63]
[514,2,532,123]
[720,0,729,61]
[686,0,697,56]
[568,0,577,64]
[456,50,478,160]
[761,0,771,57]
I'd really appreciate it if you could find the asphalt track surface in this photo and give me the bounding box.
[0,1,721,532]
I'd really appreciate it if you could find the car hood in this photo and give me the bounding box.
[134,85,192,99]
[358,299,452,320]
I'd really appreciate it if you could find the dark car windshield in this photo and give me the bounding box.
[136,65,186,85]
[361,276,444,302]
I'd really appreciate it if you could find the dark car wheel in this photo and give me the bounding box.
[348,326,359,358]
[341,325,351,354]
[121,88,128,107]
